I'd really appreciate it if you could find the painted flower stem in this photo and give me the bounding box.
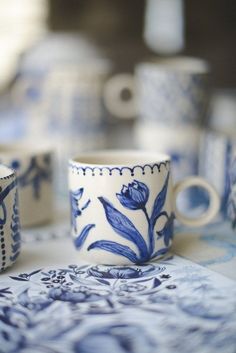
[142,206,154,256]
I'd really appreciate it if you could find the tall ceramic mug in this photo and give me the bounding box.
[103,57,210,124]
[0,165,21,271]
[0,143,54,227]
[68,151,220,265]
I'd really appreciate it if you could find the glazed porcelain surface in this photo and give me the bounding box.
[69,151,219,265]
[0,165,20,271]
[0,143,54,227]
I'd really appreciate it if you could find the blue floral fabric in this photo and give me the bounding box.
[0,256,236,353]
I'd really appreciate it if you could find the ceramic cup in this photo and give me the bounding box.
[227,155,236,229]
[0,165,21,271]
[103,57,210,125]
[68,150,220,265]
[199,130,236,217]
[0,143,54,227]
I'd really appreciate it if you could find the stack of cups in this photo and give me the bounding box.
[109,57,210,209]
[134,58,210,210]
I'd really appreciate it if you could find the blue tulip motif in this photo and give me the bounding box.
[117,180,149,210]
[86,172,174,264]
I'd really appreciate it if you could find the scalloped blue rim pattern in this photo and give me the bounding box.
[69,161,170,176]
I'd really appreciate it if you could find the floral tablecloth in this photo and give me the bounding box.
[0,213,236,353]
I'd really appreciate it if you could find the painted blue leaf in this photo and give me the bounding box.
[9,276,28,282]
[29,269,42,276]
[81,199,91,211]
[152,278,162,288]
[96,279,110,286]
[10,252,20,262]
[74,224,95,249]
[98,197,148,259]
[73,188,84,200]
[88,240,139,263]
[151,172,170,226]
[151,248,169,260]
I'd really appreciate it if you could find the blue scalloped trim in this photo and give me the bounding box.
[69,161,170,176]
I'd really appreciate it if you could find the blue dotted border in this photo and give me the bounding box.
[69,161,170,177]
[0,225,6,271]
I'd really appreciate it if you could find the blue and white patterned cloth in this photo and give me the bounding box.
[0,216,236,353]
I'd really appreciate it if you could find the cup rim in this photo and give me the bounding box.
[0,164,15,180]
[69,149,171,167]
[136,56,210,74]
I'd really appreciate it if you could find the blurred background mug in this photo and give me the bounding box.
[0,143,54,227]
[0,165,21,271]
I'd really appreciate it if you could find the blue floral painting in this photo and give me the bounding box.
[0,256,236,353]
[72,173,175,263]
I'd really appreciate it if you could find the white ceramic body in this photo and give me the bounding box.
[0,144,54,227]
[69,150,219,265]
[144,0,185,54]
[208,89,236,138]
[0,165,21,271]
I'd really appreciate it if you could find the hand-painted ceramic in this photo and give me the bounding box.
[136,57,209,126]
[0,165,21,271]
[103,57,210,124]
[227,155,236,230]
[0,143,54,227]
[199,130,236,218]
[68,150,219,265]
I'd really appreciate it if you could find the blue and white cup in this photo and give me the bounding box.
[0,143,54,227]
[227,156,236,229]
[0,165,21,271]
[103,57,210,125]
[69,150,219,265]
[199,130,236,218]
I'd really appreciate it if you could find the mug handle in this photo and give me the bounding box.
[103,73,138,119]
[173,176,220,227]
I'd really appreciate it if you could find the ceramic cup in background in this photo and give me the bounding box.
[0,165,21,271]
[0,143,54,227]
[227,156,236,229]
[134,123,201,176]
[68,150,219,265]
[199,130,236,218]
[103,57,210,125]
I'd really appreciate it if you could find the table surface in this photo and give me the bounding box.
[0,209,236,353]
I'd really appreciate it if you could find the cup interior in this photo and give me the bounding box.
[0,165,15,179]
[71,150,170,166]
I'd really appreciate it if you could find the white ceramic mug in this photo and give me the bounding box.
[0,143,54,227]
[0,165,21,271]
[103,57,210,124]
[68,150,220,265]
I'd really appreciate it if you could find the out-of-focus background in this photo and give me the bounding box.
[0,0,235,218]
